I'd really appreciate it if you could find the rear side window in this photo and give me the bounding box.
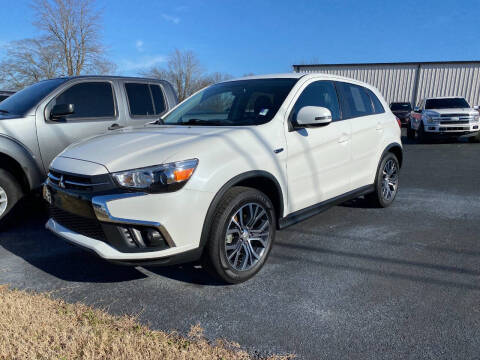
[367,89,385,114]
[150,85,166,114]
[54,82,115,119]
[291,81,340,122]
[335,82,374,119]
[125,83,166,116]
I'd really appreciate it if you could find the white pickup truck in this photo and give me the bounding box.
[407,97,480,142]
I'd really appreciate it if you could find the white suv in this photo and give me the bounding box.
[44,73,403,283]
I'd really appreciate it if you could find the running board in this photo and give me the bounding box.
[278,184,375,229]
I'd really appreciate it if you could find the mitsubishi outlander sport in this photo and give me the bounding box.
[44,73,403,283]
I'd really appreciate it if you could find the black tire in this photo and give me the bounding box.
[365,153,400,208]
[0,169,23,228]
[406,125,415,140]
[416,123,428,143]
[203,186,276,284]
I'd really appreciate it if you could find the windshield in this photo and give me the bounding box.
[162,78,298,126]
[390,103,411,111]
[425,98,470,110]
[0,78,67,116]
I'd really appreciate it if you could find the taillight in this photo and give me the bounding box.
[395,116,402,128]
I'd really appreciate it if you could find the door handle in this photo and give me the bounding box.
[108,123,123,131]
[338,134,349,143]
[376,122,383,130]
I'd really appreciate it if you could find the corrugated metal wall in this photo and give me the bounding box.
[294,62,480,107]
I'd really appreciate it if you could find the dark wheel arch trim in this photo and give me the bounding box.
[198,171,284,251]
[382,142,403,168]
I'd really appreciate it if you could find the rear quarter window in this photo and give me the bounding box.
[335,82,374,119]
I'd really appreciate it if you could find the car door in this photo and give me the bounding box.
[123,82,168,126]
[285,80,352,212]
[36,80,124,170]
[336,82,385,189]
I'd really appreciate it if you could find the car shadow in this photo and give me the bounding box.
[0,196,148,283]
[0,196,223,285]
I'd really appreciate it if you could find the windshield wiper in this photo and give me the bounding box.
[182,119,223,126]
[0,109,9,114]
[153,118,164,125]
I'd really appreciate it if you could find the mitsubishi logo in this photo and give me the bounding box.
[59,175,66,189]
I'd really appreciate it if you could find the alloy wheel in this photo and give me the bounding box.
[0,186,8,217]
[381,159,399,201]
[224,202,271,271]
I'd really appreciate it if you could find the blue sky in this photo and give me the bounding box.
[1,0,479,77]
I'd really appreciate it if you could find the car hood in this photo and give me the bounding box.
[57,125,239,173]
[426,108,478,116]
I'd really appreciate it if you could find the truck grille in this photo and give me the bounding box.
[50,206,106,241]
[440,120,470,125]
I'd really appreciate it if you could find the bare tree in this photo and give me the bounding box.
[0,38,63,90]
[0,0,114,89]
[32,0,114,76]
[143,49,232,101]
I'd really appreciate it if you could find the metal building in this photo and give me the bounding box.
[292,61,480,107]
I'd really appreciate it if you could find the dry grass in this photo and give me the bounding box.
[0,285,292,360]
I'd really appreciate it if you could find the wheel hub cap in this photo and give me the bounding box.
[225,202,271,271]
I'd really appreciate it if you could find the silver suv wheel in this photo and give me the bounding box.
[382,159,399,201]
[224,202,271,271]
[0,186,8,217]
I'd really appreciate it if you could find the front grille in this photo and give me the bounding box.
[440,120,470,125]
[440,113,471,118]
[48,170,110,191]
[439,127,469,131]
[50,206,106,241]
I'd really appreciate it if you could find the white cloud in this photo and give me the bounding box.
[162,13,180,24]
[135,40,144,52]
[118,54,167,73]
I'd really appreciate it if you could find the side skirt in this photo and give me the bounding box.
[278,184,374,230]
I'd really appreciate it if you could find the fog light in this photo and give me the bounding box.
[145,229,163,246]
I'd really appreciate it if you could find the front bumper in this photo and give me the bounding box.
[423,122,479,135]
[44,179,213,263]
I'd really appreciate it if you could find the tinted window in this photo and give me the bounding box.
[390,102,411,111]
[336,82,374,118]
[163,79,297,126]
[0,78,67,116]
[150,85,166,114]
[367,89,385,114]
[0,96,8,102]
[291,81,340,121]
[53,82,115,119]
[125,83,154,116]
[425,98,470,109]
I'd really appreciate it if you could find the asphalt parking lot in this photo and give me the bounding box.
[1,133,479,359]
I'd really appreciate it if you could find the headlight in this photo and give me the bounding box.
[112,159,198,193]
[426,116,439,124]
[473,115,479,122]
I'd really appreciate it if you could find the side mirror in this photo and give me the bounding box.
[474,105,479,110]
[50,104,74,119]
[414,106,420,112]
[296,106,332,127]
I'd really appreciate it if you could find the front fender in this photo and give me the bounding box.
[0,134,44,190]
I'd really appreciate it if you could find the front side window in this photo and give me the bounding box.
[162,79,297,126]
[336,82,374,119]
[291,81,340,122]
[53,82,115,119]
[425,98,470,109]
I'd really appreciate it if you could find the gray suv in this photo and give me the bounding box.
[0,76,177,225]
